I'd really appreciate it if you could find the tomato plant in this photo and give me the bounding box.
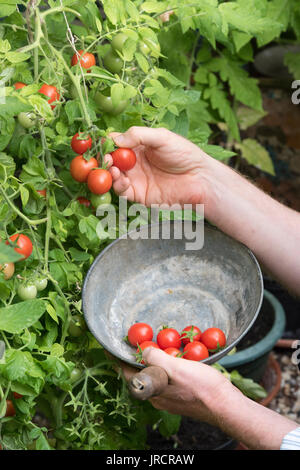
[201,328,227,351]
[127,322,153,347]
[71,133,93,154]
[111,148,136,171]
[87,169,112,194]
[183,341,209,361]
[157,327,181,350]
[70,155,98,183]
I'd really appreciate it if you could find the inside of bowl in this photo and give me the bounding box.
[83,224,263,366]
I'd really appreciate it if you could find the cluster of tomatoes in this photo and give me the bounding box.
[126,323,227,363]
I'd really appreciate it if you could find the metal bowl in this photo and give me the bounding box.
[82,222,264,368]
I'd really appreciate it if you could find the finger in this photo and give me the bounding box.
[109,166,121,181]
[142,347,180,380]
[103,154,113,168]
[112,174,131,195]
[109,127,170,149]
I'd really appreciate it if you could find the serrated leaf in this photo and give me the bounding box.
[46,303,59,324]
[236,138,275,175]
[135,51,149,73]
[6,51,30,63]
[0,299,46,333]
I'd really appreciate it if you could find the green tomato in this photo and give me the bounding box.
[34,277,48,291]
[68,314,86,337]
[111,33,129,53]
[70,367,82,383]
[17,283,37,300]
[18,112,37,129]
[94,90,128,116]
[103,48,123,74]
[91,191,112,209]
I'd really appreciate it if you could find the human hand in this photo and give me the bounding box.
[104,127,212,208]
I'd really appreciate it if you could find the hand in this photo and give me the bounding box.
[122,347,237,426]
[104,127,211,208]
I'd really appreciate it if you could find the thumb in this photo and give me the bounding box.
[110,127,170,149]
[142,347,179,379]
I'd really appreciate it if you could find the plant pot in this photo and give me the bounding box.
[219,290,286,383]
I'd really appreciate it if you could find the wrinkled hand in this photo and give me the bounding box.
[104,127,211,208]
[122,347,237,426]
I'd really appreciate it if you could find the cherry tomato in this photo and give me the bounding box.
[94,90,128,116]
[34,277,48,292]
[201,328,226,351]
[157,328,181,350]
[111,33,128,52]
[164,347,181,357]
[136,341,160,364]
[18,112,37,129]
[127,323,153,347]
[183,341,209,361]
[103,48,123,74]
[70,367,82,383]
[37,189,46,197]
[77,196,91,207]
[0,262,15,280]
[71,133,92,154]
[71,50,96,70]
[13,392,23,399]
[111,148,136,171]
[68,315,86,337]
[17,283,37,300]
[87,169,112,195]
[39,84,60,109]
[70,155,97,182]
[181,325,202,345]
[5,400,16,417]
[90,192,111,209]
[14,82,26,90]
[7,234,33,260]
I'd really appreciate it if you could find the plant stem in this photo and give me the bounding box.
[0,186,48,226]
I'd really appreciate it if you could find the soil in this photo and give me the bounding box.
[237,295,275,351]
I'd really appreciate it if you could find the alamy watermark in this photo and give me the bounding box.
[95,198,205,251]
[291,80,300,105]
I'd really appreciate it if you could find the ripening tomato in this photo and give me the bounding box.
[13,392,23,399]
[136,341,160,364]
[71,133,92,154]
[87,169,112,195]
[128,323,153,347]
[18,112,37,129]
[111,148,136,171]
[77,196,91,207]
[5,400,16,417]
[90,192,111,209]
[183,341,209,361]
[71,50,96,70]
[103,49,123,74]
[39,84,60,109]
[70,155,97,182]
[164,347,181,357]
[181,325,202,345]
[201,328,226,351]
[7,234,33,260]
[0,262,15,280]
[14,82,26,90]
[157,328,181,350]
[37,189,46,197]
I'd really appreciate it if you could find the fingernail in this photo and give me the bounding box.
[114,134,125,145]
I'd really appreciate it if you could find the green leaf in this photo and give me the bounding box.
[6,51,30,63]
[135,51,149,73]
[0,299,46,333]
[284,52,300,80]
[236,138,275,175]
[230,370,267,400]
[158,410,181,437]
[237,106,267,130]
[46,303,59,324]
[0,242,22,264]
[199,144,236,161]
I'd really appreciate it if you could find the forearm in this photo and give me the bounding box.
[207,385,298,450]
[200,156,300,295]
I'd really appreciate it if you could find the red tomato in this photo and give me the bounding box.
[71,133,92,154]
[13,392,23,399]
[71,50,96,70]
[181,325,202,345]
[87,169,112,195]
[5,400,16,417]
[183,341,209,361]
[128,323,153,347]
[6,234,33,260]
[157,328,181,350]
[136,341,160,364]
[39,84,60,109]
[164,347,181,357]
[14,82,26,90]
[70,155,97,182]
[77,196,91,207]
[111,148,136,172]
[37,189,46,197]
[201,328,226,351]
